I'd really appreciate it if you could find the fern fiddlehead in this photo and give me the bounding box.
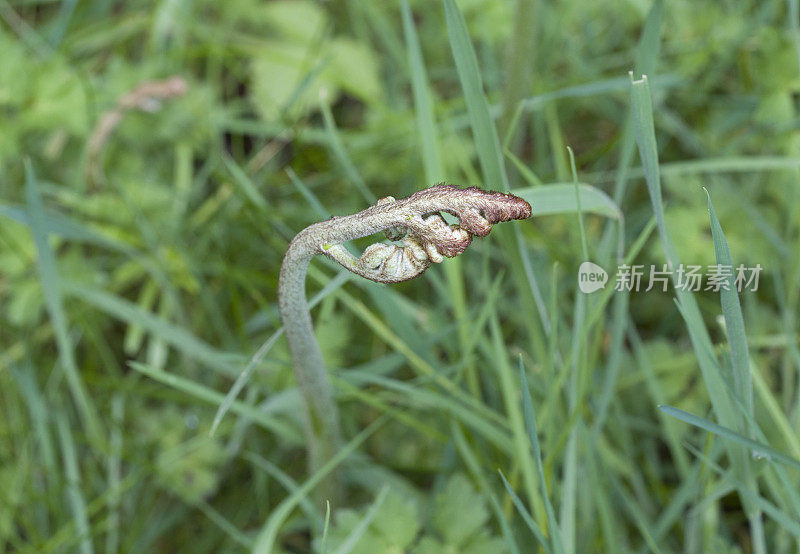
[278,184,531,503]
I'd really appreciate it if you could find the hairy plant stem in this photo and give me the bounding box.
[278,248,343,504]
[278,184,531,504]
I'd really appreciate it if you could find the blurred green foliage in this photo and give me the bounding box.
[1,0,800,552]
[322,474,504,553]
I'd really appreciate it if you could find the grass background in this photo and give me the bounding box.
[1,0,800,552]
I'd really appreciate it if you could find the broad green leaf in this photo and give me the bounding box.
[364,489,420,551]
[250,3,382,122]
[433,474,489,547]
[515,183,621,220]
[262,0,326,44]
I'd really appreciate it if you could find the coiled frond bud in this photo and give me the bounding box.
[277,183,531,503]
[294,184,531,284]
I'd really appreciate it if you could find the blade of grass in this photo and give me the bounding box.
[65,281,240,375]
[681,440,800,541]
[505,144,544,187]
[636,462,702,553]
[587,156,800,184]
[402,0,476,398]
[517,74,680,113]
[557,216,656,378]
[582,431,622,553]
[11,366,57,476]
[222,153,270,213]
[489,316,542,527]
[333,376,448,443]
[498,470,551,553]
[343,369,513,453]
[443,0,552,368]
[25,162,102,444]
[251,416,388,553]
[626,325,691,477]
[631,75,765,552]
[499,0,537,146]
[245,452,321,529]
[319,95,375,203]
[314,269,507,428]
[320,501,331,554]
[442,0,507,187]
[568,148,590,260]
[129,361,297,442]
[612,471,663,554]
[194,501,254,549]
[751,364,800,459]
[286,166,330,219]
[659,405,800,471]
[706,187,766,550]
[55,409,93,554]
[519,359,565,554]
[706,189,754,421]
[559,147,589,554]
[401,0,443,182]
[451,421,520,554]
[105,393,124,554]
[515,224,551,337]
[0,202,133,252]
[631,75,737,449]
[600,0,662,258]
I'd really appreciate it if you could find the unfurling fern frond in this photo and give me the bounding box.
[277,184,532,502]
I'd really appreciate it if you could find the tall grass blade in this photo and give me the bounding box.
[65,281,239,374]
[630,74,765,551]
[519,360,565,554]
[56,411,93,554]
[320,98,375,203]
[24,162,102,443]
[130,361,297,441]
[252,416,389,553]
[498,470,551,553]
[401,0,443,182]
[320,500,331,554]
[659,405,800,472]
[442,0,507,187]
[706,190,754,420]
[451,421,520,554]
[490,317,541,523]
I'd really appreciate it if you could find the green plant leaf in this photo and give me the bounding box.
[515,183,621,220]
[432,473,489,547]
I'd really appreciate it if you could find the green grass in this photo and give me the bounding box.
[2,0,800,552]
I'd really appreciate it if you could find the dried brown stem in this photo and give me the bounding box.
[87,76,187,185]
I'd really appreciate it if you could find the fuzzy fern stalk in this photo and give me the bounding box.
[278,184,532,503]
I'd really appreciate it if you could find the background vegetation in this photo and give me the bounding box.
[1,0,799,552]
